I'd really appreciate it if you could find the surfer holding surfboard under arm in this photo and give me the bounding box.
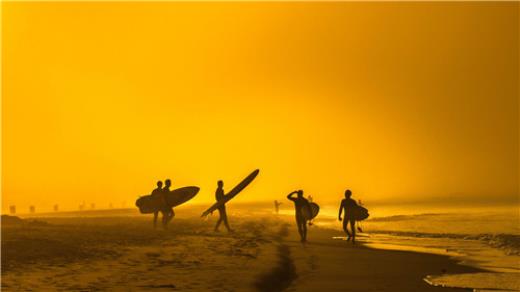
[338,189,369,244]
[287,190,312,243]
[162,179,175,227]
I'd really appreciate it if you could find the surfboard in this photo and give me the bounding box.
[350,205,369,221]
[302,202,320,221]
[136,186,200,214]
[201,169,260,217]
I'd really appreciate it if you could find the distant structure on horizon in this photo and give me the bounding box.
[29,205,35,214]
[109,203,113,209]
[9,205,16,215]
[90,203,96,210]
[79,202,85,211]
[54,204,59,212]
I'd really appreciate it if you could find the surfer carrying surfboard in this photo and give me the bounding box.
[161,179,175,227]
[137,181,200,229]
[213,180,233,232]
[151,181,166,228]
[274,200,282,214]
[201,169,259,228]
[287,190,312,242]
[338,189,359,244]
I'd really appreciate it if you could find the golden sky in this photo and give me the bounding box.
[2,2,519,211]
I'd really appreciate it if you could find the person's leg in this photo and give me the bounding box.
[215,209,223,231]
[296,216,304,242]
[343,218,351,240]
[350,219,356,244]
[167,208,175,223]
[302,220,308,242]
[215,219,222,231]
[162,211,169,229]
[153,211,158,228]
[222,208,232,232]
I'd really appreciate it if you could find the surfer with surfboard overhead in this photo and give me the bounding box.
[287,190,312,242]
[201,169,260,229]
[214,180,233,232]
[338,189,360,244]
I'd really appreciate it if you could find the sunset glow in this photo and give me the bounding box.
[2,2,518,211]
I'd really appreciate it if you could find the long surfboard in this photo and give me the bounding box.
[136,186,200,214]
[201,169,259,217]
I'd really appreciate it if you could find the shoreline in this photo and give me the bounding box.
[276,223,482,292]
[2,214,486,291]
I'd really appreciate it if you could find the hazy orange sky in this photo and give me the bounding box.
[2,2,518,211]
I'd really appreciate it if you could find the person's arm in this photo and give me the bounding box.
[338,200,343,221]
[287,191,298,201]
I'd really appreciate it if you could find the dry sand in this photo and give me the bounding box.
[1,210,480,291]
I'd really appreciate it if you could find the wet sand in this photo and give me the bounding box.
[2,211,480,291]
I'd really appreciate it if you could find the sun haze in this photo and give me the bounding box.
[2,2,518,211]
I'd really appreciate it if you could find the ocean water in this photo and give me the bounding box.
[310,205,520,292]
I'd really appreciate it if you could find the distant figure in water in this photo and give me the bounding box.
[214,180,232,232]
[274,200,282,214]
[287,190,312,242]
[338,189,358,243]
[151,180,166,228]
[162,179,175,227]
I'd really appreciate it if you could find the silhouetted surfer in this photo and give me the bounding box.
[338,189,358,243]
[162,179,175,227]
[214,180,232,232]
[274,200,282,214]
[287,190,311,242]
[151,181,165,228]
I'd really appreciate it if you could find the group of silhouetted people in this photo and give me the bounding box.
[150,179,174,228]
[149,179,231,232]
[284,189,361,244]
[149,178,362,244]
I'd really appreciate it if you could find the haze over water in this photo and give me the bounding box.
[2,2,518,210]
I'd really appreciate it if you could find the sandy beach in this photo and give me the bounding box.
[1,208,482,291]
